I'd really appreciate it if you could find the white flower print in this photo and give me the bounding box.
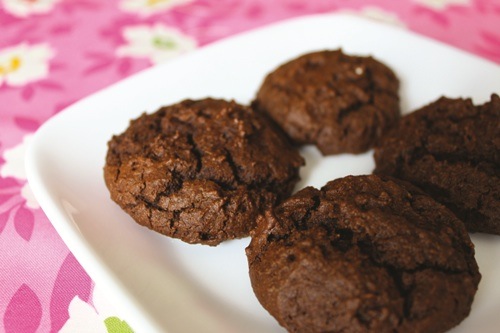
[20,182,38,209]
[0,43,54,87]
[58,296,108,333]
[413,0,471,10]
[116,24,197,65]
[341,6,405,27]
[1,135,32,180]
[2,0,61,18]
[119,0,193,16]
[1,135,39,209]
[59,286,133,333]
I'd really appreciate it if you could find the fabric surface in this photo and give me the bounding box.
[0,0,499,332]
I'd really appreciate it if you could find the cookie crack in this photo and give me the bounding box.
[159,169,184,200]
[223,148,242,188]
[365,250,474,326]
[336,100,365,124]
[333,66,378,124]
[385,266,412,319]
[186,134,202,173]
[293,194,321,231]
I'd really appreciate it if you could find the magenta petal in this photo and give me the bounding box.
[0,210,10,234]
[14,205,34,241]
[481,31,500,47]
[50,253,92,333]
[21,85,35,101]
[4,284,42,333]
[0,194,12,205]
[38,80,64,91]
[0,177,19,189]
[118,58,132,76]
[14,117,40,132]
[83,58,113,75]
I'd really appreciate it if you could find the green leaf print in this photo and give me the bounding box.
[104,316,134,333]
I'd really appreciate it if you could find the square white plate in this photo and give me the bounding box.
[26,13,500,333]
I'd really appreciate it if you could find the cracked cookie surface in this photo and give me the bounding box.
[374,94,500,234]
[104,98,304,246]
[253,49,400,155]
[246,175,480,333]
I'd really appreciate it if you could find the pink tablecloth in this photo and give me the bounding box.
[0,0,499,332]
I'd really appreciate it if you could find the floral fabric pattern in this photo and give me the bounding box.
[0,0,499,332]
[59,286,133,333]
[119,0,194,16]
[0,43,54,87]
[116,23,197,64]
[413,0,471,10]
[2,0,61,17]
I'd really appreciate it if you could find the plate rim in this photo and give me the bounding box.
[25,12,500,333]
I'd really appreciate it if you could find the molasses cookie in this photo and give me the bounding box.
[246,175,480,333]
[374,94,500,234]
[104,98,304,246]
[253,50,400,155]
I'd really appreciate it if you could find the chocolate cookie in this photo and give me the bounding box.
[104,98,304,246]
[246,175,480,333]
[374,94,500,235]
[253,49,400,155]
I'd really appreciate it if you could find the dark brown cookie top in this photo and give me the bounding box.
[104,98,304,246]
[253,49,400,155]
[374,94,500,234]
[246,175,480,333]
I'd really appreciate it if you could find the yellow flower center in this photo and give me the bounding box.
[152,36,177,49]
[146,0,169,6]
[0,56,22,76]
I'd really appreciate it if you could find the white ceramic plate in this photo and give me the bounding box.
[26,13,500,333]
